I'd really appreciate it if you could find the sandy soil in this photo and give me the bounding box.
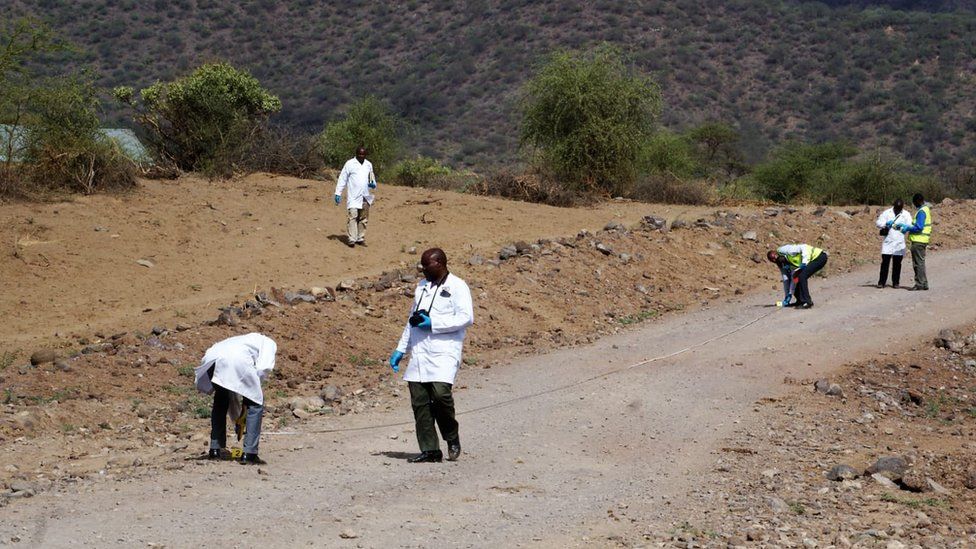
[0,174,709,349]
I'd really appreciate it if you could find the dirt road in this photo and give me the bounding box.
[2,247,975,547]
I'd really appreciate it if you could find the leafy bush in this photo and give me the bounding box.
[387,156,452,187]
[319,96,399,175]
[1,19,134,197]
[748,141,857,203]
[641,130,700,179]
[114,62,281,177]
[520,45,662,196]
[749,142,945,204]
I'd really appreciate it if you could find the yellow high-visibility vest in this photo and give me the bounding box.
[784,244,823,267]
[909,205,932,244]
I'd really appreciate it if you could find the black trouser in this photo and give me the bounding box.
[793,253,828,305]
[408,381,459,453]
[878,254,903,287]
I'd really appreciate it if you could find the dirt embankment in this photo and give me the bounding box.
[2,174,976,500]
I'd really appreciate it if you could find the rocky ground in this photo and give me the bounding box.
[2,182,976,531]
[650,326,976,548]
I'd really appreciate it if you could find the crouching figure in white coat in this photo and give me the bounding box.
[194,333,277,465]
[389,248,473,463]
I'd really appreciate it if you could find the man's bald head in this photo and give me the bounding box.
[420,248,448,282]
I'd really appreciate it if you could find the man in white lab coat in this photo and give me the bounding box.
[195,333,277,465]
[875,198,912,288]
[334,146,376,247]
[389,248,474,463]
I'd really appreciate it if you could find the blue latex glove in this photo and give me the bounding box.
[784,293,792,303]
[368,181,377,189]
[416,312,432,330]
[895,223,907,232]
[885,220,894,228]
[389,351,404,373]
[334,194,341,205]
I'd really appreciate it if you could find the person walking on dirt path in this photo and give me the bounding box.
[895,193,933,291]
[875,198,912,289]
[767,243,829,309]
[334,146,376,248]
[194,333,277,465]
[389,248,474,463]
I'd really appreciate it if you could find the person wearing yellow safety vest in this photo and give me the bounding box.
[766,243,829,309]
[894,193,932,291]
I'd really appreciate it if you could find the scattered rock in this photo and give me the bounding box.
[136,258,155,268]
[827,464,858,481]
[670,219,688,230]
[936,329,964,352]
[321,385,341,403]
[826,384,844,397]
[941,197,954,205]
[175,323,191,332]
[288,396,326,411]
[900,470,928,492]
[741,230,758,241]
[871,473,900,489]
[255,292,282,307]
[339,529,358,539]
[813,206,827,216]
[763,208,780,217]
[292,408,310,419]
[963,470,976,489]
[498,245,518,260]
[832,210,853,220]
[513,241,532,255]
[30,349,56,366]
[604,220,625,232]
[926,478,951,495]
[151,326,166,336]
[814,379,830,393]
[283,291,316,304]
[640,215,667,231]
[750,253,763,264]
[595,243,614,256]
[766,496,789,514]
[54,360,71,372]
[867,456,909,480]
[468,255,484,266]
[336,280,357,291]
[81,342,114,354]
[213,310,239,327]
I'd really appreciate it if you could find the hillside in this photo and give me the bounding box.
[9,0,976,169]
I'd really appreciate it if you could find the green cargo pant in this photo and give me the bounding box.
[408,381,459,452]
[910,242,928,289]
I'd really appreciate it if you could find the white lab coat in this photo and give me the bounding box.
[334,157,375,209]
[875,208,912,256]
[194,333,277,405]
[397,273,474,385]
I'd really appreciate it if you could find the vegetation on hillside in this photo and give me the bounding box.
[6,0,976,172]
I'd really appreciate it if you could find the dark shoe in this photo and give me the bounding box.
[208,448,223,460]
[447,440,461,462]
[908,286,923,291]
[238,453,267,465]
[892,284,900,289]
[346,241,355,248]
[798,302,813,309]
[875,283,884,288]
[408,450,443,463]
[356,240,367,247]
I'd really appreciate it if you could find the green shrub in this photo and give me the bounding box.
[1,20,134,197]
[387,156,452,187]
[114,62,281,177]
[629,174,715,205]
[748,141,857,203]
[520,45,662,196]
[319,96,399,175]
[641,130,700,179]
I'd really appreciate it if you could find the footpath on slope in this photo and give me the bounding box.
[1,248,975,547]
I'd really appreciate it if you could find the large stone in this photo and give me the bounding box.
[30,349,56,366]
[741,230,758,242]
[595,243,614,256]
[936,329,963,352]
[213,311,239,327]
[498,245,518,260]
[640,215,667,231]
[321,385,341,403]
[766,496,789,514]
[604,220,625,232]
[827,464,859,481]
[254,292,282,307]
[963,470,976,489]
[867,456,909,480]
[336,279,358,291]
[288,396,326,411]
[871,473,900,489]
[514,241,533,255]
[814,379,831,393]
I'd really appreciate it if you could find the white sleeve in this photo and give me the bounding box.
[254,335,277,379]
[334,162,349,197]
[777,244,802,256]
[431,281,474,334]
[396,322,411,354]
[876,210,889,229]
